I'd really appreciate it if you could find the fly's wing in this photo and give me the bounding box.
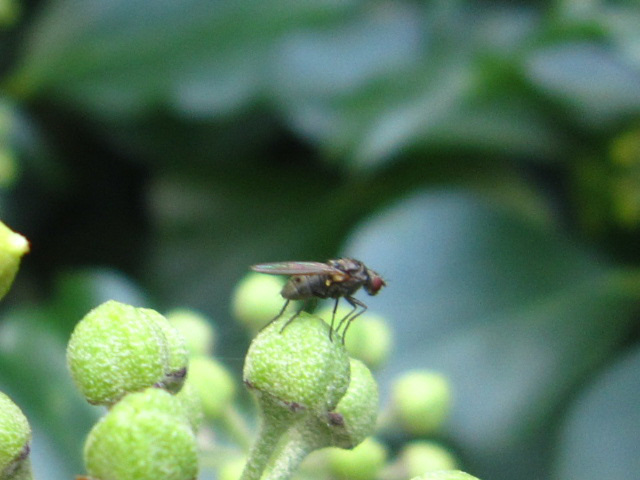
[251,261,342,276]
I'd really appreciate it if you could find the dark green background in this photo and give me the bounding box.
[1,1,639,479]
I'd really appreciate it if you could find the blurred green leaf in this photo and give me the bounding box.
[552,346,640,480]
[9,0,360,117]
[342,190,639,480]
[524,43,640,128]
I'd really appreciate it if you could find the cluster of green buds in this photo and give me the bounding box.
[232,272,477,480]
[66,301,202,480]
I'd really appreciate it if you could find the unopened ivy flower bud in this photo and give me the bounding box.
[0,392,32,480]
[392,371,451,436]
[67,301,169,405]
[139,308,188,393]
[0,222,28,300]
[410,470,480,480]
[322,358,378,449]
[84,389,198,480]
[167,308,216,356]
[243,313,350,414]
[188,355,235,420]
[400,441,458,477]
[326,437,387,480]
[232,272,292,331]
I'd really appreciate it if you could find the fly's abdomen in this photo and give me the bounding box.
[281,275,316,300]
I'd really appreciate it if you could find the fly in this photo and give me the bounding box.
[250,258,386,342]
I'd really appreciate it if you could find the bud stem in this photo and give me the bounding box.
[262,428,315,480]
[239,398,299,480]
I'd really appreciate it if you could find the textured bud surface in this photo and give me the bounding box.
[67,301,168,405]
[84,389,198,480]
[0,392,31,475]
[243,314,350,412]
[139,308,188,393]
[328,358,379,448]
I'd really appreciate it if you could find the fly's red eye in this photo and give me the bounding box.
[370,276,385,293]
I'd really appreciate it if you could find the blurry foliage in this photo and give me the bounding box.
[0,1,639,480]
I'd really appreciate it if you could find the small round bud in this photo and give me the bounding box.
[400,441,458,477]
[326,437,387,480]
[166,308,215,356]
[317,307,392,369]
[67,301,168,405]
[218,456,246,480]
[139,308,188,393]
[243,313,350,414]
[0,222,28,300]
[392,371,452,436]
[188,355,235,420]
[232,273,293,331]
[410,470,480,480]
[324,359,378,449]
[84,389,198,480]
[0,392,31,478]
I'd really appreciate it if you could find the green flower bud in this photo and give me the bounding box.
[139,308,188,393]
[392,371,451,436]
[84,389,198,480]
[243,313,350,414]
[410,470,480,480]
[322,359,378,449]
[232,272,294,331]
[175,377,205,432]
[400,441,458,477]
[0,222,28,300]
[67,301,168,405]
[317,307,392,369]
[326,438,387,480]
[166,308,216,356]
[188,355,235,420]
[0,392,31,479]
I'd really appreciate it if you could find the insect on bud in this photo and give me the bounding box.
[243,313,350,415]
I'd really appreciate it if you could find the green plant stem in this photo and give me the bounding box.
[262,427,316,480]
[239,399,298,480]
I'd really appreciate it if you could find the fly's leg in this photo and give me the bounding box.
[279,302,307,333]
[337,296,367,344]
[259,299,290,332]
[329,298,340,341]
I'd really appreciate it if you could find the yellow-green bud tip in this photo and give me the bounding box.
[392,370,452,436]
